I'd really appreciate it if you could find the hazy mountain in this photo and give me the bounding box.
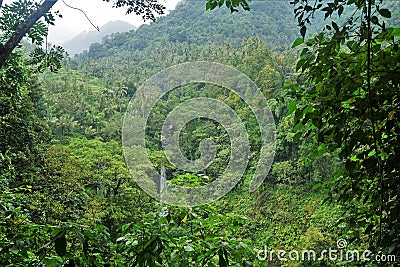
[62,20,136,56]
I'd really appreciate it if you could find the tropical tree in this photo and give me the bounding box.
[289,0,400,257]
[0,50,50,188]
[208,0,400,259]
[0,0,166,68]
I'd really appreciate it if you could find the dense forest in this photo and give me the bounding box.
[0,0,399,266]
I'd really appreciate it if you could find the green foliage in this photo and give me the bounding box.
[0,0,53,45]
[34,30,345,265]
[1,0,381,265]
[206,0,251,12]
[102,0,166,21]
[27,45,66,73]
[169,173,211,187]
[115,205,254,266]
[0,50,50,188]
[290,0,400,258]
[0,0,65,72]
[247,184,341,266]
[80,0,298,62]
[0,186,113,266]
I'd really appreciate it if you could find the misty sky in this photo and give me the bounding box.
[3,0,182,44]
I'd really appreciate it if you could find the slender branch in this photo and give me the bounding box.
[0,0,4,11]
[61,0,100,31]
[0,0,58,68]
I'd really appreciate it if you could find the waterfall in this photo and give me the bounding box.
[159,164,167,198]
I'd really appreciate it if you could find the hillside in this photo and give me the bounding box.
[81,0,300,60]
[62,20,136,56]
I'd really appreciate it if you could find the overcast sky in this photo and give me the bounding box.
[3,0,182,44]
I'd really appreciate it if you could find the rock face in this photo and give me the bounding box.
[62,20,136,56]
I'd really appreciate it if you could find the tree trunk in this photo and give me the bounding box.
[0,0,58,68]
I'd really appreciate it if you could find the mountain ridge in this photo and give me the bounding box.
[81,0,300,60]
[62,20,136,56]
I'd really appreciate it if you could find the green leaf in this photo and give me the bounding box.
[332,21,339,31]
[206,1,217,10]
[296,58,306,71]
[303,105,314,114]
[300,26,307,38]
[391,28,400,37]
[55,236,67,257]
[368,149,376,157]
[378,8,391,18]
[294,123,303,131]
[184,245,194,252]
[9,248,19,254]
[293,132,302,142]
[292,38,304,48]
[312,183,322,191]
[338,6,344,17]
[371,16,379,25]
[286,100,297,116]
